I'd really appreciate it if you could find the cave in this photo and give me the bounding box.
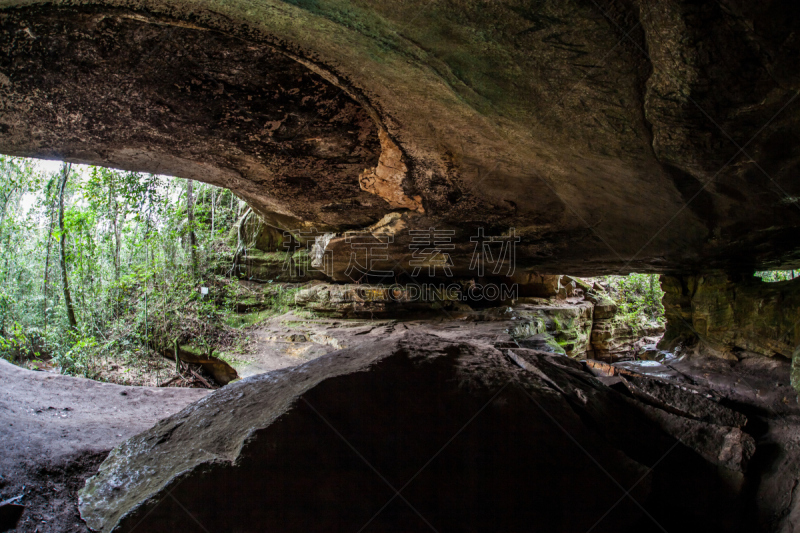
[0,1,799,532]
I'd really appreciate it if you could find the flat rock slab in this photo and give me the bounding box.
[234,312,395,378]
[234,309,529,379]
[80,331,756,532]
[0,359,208,532]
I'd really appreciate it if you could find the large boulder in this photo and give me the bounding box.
[80,332,756,532]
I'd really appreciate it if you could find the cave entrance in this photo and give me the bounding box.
[0,156,256,386]
[0,153,670,387]
[0,0,415,386]
[755,269,799,282]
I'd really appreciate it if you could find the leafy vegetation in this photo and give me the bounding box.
[755,270,798,282]
[600,273,665,325]
[0,156,280,385]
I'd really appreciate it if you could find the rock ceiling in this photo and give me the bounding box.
[1,0,799,275]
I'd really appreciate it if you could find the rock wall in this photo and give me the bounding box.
[510,301,595,357]
[590,294,665,362]
[294,282,468,318]
[660,272,800,360]
[220,210,328,283]
[794,345,800,403]
[293,276,662,361]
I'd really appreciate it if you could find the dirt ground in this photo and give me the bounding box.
[0,360,208,532]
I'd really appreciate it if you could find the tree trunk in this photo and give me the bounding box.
[109,173,121,317]
[0,187,17,244]
[211,188,216,236]
[42,192,56,331]
[110,173,121,283]
[186,179,198,277]
[58,163,78,331]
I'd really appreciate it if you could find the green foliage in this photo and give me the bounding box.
[265,285,302,315]
[600,273,665,325]
[755,270,798,283]
[52,333,100,377]
[0,156,249,383]
[0,322,40,362]
[545,335,567,355]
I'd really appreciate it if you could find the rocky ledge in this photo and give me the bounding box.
[292,276,664,361]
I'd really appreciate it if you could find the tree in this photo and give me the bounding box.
[43,179,56,332]
[0,156,246,381]
[57,163,78,331]
[108,170,121,286]
[186,179,198,277]
[86,167,124,315]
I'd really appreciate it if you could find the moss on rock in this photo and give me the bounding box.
[660,272,800,359]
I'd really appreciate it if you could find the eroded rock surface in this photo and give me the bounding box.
[605,354,800,532]
[592,315,665,361]
[660,272,800,361]
[80,330,762,533]
[289,279,659,360]
[294,281,468,318]
[0,1,799,274]
[0,4,390,231]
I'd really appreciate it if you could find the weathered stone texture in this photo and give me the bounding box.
[294,282,466,318]
[591,316,665,362]
[793,345,800,403]
[293,280,657,361]
[660,272,800,360]
[1,1,799,275]
[79,332,758,533]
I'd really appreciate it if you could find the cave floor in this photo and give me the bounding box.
[233,310,518,379]
[1,310,799,532]
[0,360,208,532]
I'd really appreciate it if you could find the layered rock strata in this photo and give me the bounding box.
[660,272,800,360]
[292,278,661,360]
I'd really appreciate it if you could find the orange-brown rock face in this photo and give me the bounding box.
[0,4,392,231]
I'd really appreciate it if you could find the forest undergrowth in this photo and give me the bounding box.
[0,156,300,387]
